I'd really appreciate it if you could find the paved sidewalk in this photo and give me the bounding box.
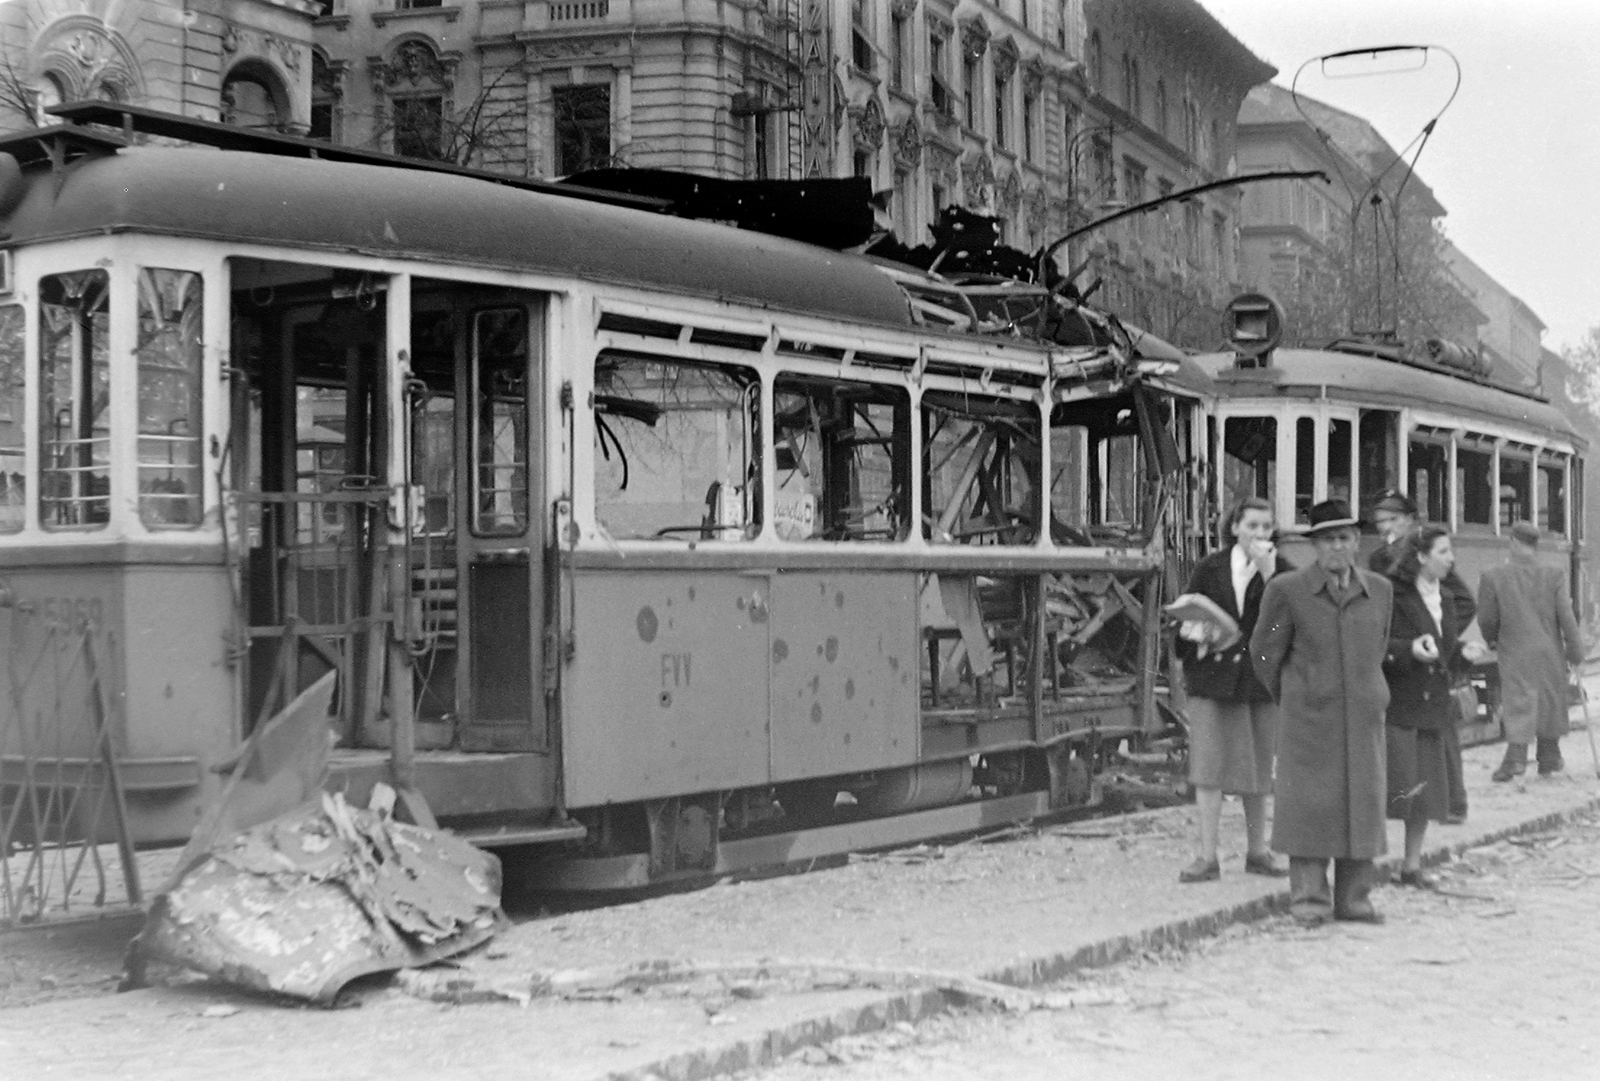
[4,735,1599,1080]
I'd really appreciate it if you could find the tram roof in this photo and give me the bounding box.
[0,144,915,329]
[1190,347,1583,444]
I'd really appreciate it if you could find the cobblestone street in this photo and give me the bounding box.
[748,799,1600,1081]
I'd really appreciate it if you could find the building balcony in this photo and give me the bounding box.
[526,0,628,30]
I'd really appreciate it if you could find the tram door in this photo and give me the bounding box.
[409,281,546,752]
[230,261,395,741]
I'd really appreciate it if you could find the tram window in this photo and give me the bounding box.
[1222,416,1275,512]
[1294,417,1314,525]
[408,306,455,536]
[593,354,760,541]
[1328,418,1352,507]
[1540,457,1566,535]
[1409,439,1450,524]
[1500,453,1532,528]
[0,305,22,533]
[1048,424,1088,540]
[472,308,529,536]
[1358,410,1398,528]
[39,270,111,530]
[136,269,204,528]
[772,374,909,542]
[1458,444,1493,527]
[923,391,1040,545]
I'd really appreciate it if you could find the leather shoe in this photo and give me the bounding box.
[1179,857,1220,883]
[1244,852,1287,877]
[1538,761,1564,777]
[1397,868,1437,890]
[1443,813,1466,825]
[1334,905,1385,924]
[1491,762,1526,783]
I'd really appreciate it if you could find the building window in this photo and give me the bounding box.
[851,0,875,73]
[751,112,774,179]
[963,56,979,129]
[890,11,908,91]
[1023,92,1036,163]
[1091,137,1113,202]
[393,95,445,160]
[853,149,872,178]
[1087,31,1102,91]
[1121,54,1140,121]
[310,52,338,141]
[929,30,954,116]
[1154,78,1167,138]
[553,83,611,174]
[993,70,1009,149]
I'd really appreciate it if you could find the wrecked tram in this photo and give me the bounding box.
[0,107,1201,890]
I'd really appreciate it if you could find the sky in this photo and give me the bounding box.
[1202,0,1600,355]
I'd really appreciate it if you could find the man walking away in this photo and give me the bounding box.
[1251,500,1393,925]
[1477,521,1585,780]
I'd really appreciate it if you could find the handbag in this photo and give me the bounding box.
[1450,681,1479,727]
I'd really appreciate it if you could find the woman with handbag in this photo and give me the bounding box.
[1172,496,1294,882]
[1381,525,1477,887]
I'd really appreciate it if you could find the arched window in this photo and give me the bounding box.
[221,63,288,131]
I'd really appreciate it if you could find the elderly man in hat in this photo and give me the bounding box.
[1477,521,1585,780]
[1251,500,1393,924]
[1369,489,1477,822]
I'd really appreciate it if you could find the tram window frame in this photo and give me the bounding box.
[38,269,112,531]
[135,268,205,530]
[1539,453,1567,536]
[1408,435,1450,526]
[471,307,532,537]
[1499,447,1533,529]
[772,373,910,543]
[0,304,23,533]
[923,390,1041,547]
[1358,409,1399,531]
[1328,416,1353,509]
[1457,438,1494,529]
[1220,414,1277,517]
[592,351,761,543]
[1293,416,1314,525]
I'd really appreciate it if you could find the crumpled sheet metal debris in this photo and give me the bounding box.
[134,790,505,1003]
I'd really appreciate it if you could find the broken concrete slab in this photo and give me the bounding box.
[129,791,504,1003]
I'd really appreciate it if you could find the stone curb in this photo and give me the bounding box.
[599,792,1600,1081]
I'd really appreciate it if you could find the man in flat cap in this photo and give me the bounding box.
[1252,500,1392,924]
[1477,521,1585,780]
[1368,489,1477,821]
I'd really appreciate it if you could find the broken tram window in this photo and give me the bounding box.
[922,391,1041,545]
[772,374,910,541]
[593,353,760,541]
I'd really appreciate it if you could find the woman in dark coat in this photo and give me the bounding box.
[1172,496,1294,882]
[1382,525,1473,887]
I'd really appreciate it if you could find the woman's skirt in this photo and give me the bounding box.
[1386,726,1451,823]
[1187,697,1277,795]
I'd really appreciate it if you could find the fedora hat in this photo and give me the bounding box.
[1371,489,1417,516]
[1305,499,1360,535]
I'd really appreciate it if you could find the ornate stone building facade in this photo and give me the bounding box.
[0,0,319,131]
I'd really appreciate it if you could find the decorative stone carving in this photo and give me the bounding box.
[891,115,922,169]
[1025,186,1049,233]
[999,168,1022,211]
[31,16,146,103]
[312,52,349,101]
[1021,56,1046,99]
[991,37,1017,83]
[370,39,460,93]
[268,36,302,72]
[221,26,240,54]
[526,35,626,61]
[849,96,887,152]
[961,151,995,190]
[959,17,989,63]
[926,142,959,189]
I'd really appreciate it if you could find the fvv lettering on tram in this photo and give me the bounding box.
[37,596,104,631]
[661,652,692,688]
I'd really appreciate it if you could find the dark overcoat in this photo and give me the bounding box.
[1382,575,1474,730]
[1250,564,1392,859]
[1477,557,1584,743]
[1369,542,1477,628]
[1174,547,1296,703]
